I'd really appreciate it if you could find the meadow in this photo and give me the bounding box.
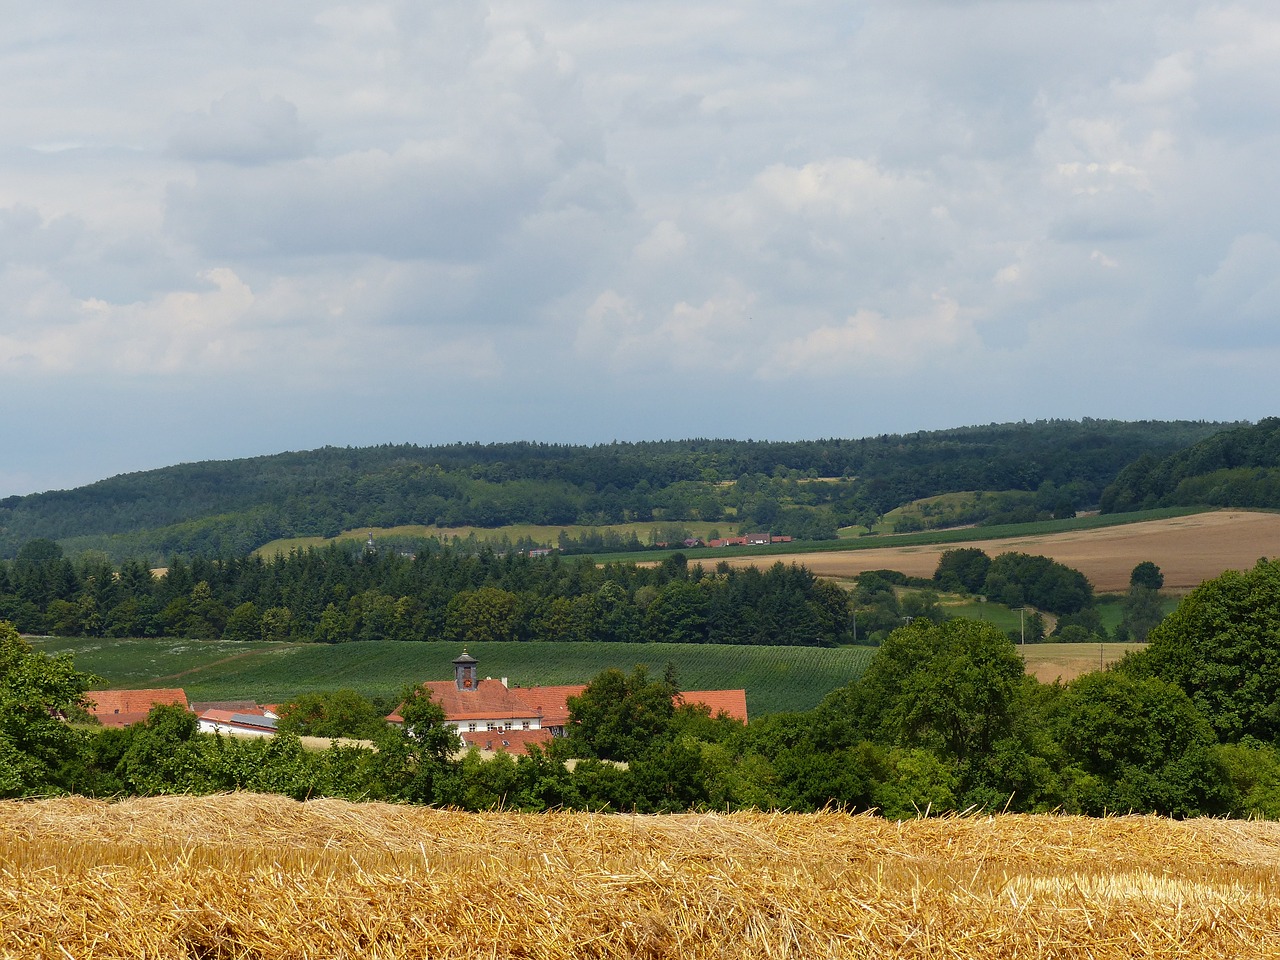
[4,793,1279,958]
[29,637,878,717]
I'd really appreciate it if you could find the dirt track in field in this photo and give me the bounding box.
[717,511,1280,593]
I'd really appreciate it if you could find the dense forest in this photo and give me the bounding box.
[1102,417,1280,512]
[0,419,1232,561]
[9,558,1280,817]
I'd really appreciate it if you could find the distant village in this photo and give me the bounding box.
[84,650,748,755]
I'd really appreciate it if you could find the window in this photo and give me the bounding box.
[467,722,476,732]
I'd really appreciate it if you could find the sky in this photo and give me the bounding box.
[2,1,1278,496]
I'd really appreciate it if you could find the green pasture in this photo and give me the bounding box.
[29,637,878,719]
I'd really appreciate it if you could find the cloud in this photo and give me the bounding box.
[1194,233,1280,343]
[4,0,1280,494]
[167,89,318,165]
[765,293,972,378]
[0,205,83,264]
[164,145,548,261]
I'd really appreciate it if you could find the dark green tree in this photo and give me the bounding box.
[1050,671,1234,817]
[0,620,97,797]
[1120,585,1165,642]
[644,581,709,643]
[846,618,1027,765]
[1129,561,1165,590]
[277,690,388,740]
[373,685,461,803]
[1134,558,1280,744]
[565,666,677,762]
[933,548,991,593]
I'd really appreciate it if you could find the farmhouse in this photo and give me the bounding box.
[388,649,748,753]
[196,705,279,738]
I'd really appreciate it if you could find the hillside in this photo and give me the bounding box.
[5,793,1280,958]
[1102,417,1280,512]
[0,419,1234,561]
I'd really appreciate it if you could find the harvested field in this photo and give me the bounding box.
[4,794,1280,958]
[1020,641,1147,684]
[722,510,1280,592]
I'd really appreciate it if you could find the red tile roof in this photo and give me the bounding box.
[679,689,749,723]
[460,728,556,754]
[85,689,188,728]
[512,684,587,727]
[387,678,546,724]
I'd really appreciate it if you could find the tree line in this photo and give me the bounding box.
[9,557,1280,817]
[1,532,1152,649]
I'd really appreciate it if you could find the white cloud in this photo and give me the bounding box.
[766,293,972,378]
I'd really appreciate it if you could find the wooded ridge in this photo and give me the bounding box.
[0,419,1233,561]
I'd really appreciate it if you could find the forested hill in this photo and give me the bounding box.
[0,420,1235,561]
[1101,417,1280,513]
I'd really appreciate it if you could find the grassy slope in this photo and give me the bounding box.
[31,637,878,718]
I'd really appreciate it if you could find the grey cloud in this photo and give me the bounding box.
[168,89,317,165]
[1194,233,1280,343]
[164,147,548,261]
[0,206,83,264]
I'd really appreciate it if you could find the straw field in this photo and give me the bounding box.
[4,794,1280,958]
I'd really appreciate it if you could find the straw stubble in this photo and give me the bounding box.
[2,793,1279,958]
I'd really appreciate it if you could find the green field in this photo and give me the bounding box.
[28,637,878,719]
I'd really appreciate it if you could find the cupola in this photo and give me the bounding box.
[453,649,479,691]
